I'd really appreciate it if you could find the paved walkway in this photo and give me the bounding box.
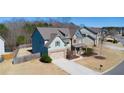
[52,59,100,75]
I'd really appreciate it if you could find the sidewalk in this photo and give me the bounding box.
[104,45,124,51]
[52,59,100,75]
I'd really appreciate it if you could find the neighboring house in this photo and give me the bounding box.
[67,26,102,55]
[32,27,71,59]
[0,36,5,56]
[79,26,102,46]
[114,35,124,46]
[118,27,124,36]
[71,26,102,47]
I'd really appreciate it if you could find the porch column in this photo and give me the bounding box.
[79,47,82,55]
[75,47,77,55]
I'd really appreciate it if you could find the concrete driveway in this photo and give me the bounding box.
[52,59,100,75]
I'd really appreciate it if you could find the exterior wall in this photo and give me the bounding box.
[0,39,5,55]
[96,34,100,46]
[80,28,101,46]
[48,36,66,51]
[32,31,47,54]
[82,37,95,46]
[72,34,82,45]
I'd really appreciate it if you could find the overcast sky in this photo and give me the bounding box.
[0,17,124,27]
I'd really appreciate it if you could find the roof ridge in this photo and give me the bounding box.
[37,27,68,29]
[83,26,98,34]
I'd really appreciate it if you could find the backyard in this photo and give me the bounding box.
[0,59,68,75]
[76,46,124,72]
[16,47,32,57]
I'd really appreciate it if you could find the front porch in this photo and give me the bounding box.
[72,43,87,56]
[66,43,94,60]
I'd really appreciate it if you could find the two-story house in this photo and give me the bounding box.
[32,27,71,59]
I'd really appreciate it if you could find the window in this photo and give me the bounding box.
[73,39,76,43]
[55,41,60,47]
[82,34,86,37]
[66,42,69,44]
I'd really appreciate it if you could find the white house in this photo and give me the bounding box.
[0,36,5,55]
[71,26,102,47]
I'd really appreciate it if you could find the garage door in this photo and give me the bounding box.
[50,51,65,59]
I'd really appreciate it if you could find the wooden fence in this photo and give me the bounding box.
[18,44,32,48]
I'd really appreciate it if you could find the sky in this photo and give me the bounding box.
[0,17,124,27]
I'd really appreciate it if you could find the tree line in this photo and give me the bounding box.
[0,20,77,51]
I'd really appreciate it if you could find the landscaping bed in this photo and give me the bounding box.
[66,50,79,60]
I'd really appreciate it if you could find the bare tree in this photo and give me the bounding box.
[99,29,107,56]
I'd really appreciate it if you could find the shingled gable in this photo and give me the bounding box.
[45,33,66,47]
[83,26,101,34]
[36,27,71,40]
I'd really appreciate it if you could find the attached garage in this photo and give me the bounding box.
[49,49,66,59]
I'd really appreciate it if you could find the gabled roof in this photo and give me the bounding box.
[83,26,101,34]
[36,27,71,40]
[87,35,96,41]
[69,28,83,38]
[0,36,5,42]
[45,33,57,47]
[69,28,78,38]
[45,34,66,47]
[114,35,124,45]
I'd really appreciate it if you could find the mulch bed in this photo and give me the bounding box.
[66,55,79,60]
[94,55,106,60]
[82,52,98,57]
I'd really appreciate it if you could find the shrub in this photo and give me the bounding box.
[83,48,94,56]
[40,53,52,63]
[113,39,118,43]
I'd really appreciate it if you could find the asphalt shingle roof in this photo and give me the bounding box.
[37,27,71,40]
[45,33,57,47]
[83,26,102,34]
[0,36,5,42]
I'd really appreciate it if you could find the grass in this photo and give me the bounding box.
[76,46,124,72]
[0,59,68,75]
